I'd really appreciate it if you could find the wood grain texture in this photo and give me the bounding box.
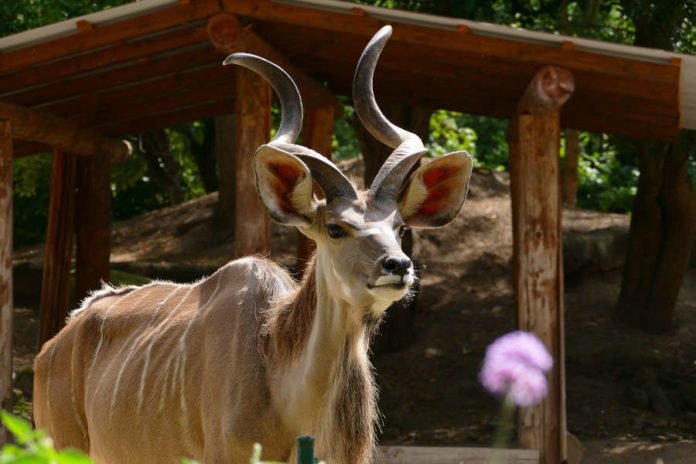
[296,103,335,274]
[0,100,129,161]
[39,150,77,347]
[0,120,13,445]
[509,67,573,464]
[75,156,111,304]
[233,67,271,257]
[376,446,539,464]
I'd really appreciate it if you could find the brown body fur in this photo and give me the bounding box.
[33,256,378,463]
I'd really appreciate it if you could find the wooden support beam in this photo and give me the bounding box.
[39,150,77,348]
[0,120,13,444]
[233,67,271,257]
[296,103,335,274]
[75,156,111,303]
[508,66,574,464]
[206,13,339,109]
[0,100,130,162]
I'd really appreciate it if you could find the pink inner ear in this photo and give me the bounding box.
[417,185,451,216]
[268,161,303,213]
[417,165,459,216]
[422,165,458,187]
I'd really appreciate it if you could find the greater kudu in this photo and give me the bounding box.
[33,26,472,463]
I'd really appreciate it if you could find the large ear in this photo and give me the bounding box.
[398,151,473,228]
[255,144,316,226]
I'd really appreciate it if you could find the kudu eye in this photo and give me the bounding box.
[398,225,410,238]
[326,224,347,239]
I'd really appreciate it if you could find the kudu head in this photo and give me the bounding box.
[224,26,472,316]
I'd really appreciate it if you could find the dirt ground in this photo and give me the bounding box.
[12,165,696,463]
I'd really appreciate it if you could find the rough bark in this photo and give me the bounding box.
[75,156,112,304]
[233,68,271,257]
[614,0,693,332]
[296,104,336,275]
[510,66,574,464]
[615,135,696,332]
[39,150,77,347]
[351,103,431,353]
[0,120,13,445]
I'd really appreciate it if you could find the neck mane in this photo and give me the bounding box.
[260,254,379,463]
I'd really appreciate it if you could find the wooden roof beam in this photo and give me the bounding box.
[207,13,339,110]
[0,100,131,162]
[224,0,677,84]
[0,24,209,95]
[0,0,220,73]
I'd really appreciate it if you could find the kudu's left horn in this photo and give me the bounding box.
[353,26,428,201]
[224,53,357,201]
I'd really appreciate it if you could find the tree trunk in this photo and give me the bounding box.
[615,135,696,331]
[351,103,431,353]
[215,114,236,229]
[561,129,580,207]
[0,120,13,445]
[189,120,218,194]
[140,130,185,205]
[233,69,271,257]
[39,150,77,347]
[75,156,111,304]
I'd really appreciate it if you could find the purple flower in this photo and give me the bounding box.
[479,331,553,407]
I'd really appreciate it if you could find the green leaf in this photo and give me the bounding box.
[0,412,34,444]
[55,449,93,464]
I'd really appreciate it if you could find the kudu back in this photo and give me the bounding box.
[33,26,472,464]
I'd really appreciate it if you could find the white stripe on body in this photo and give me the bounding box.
[175,272,224,427]
[109,286,184,421]
[137,284,196,413]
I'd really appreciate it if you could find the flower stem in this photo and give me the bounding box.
[488,394,516,464]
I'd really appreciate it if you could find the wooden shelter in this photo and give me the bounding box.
[1,0,694,461]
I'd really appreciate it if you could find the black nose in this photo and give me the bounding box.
[381,256,413,276]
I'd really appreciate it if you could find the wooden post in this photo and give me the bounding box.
[39,150,77,347]
[508,66,574,464]
[296,104,335,274]
[0,120,13,443]
[561,129,580,207]
[75,156,111,304]
[233,67,271,257]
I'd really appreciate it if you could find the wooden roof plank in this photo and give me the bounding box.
[32,62,232,118]
[225,0,678,84]
[0,25,209,95]
[2,45,220,108]
[257,23,679,104]
[82,75,236,128]
[100,97,236,136]
[0,0,220,73]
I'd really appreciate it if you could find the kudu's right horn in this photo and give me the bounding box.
[224,53,357,202]
[353,26,428,202]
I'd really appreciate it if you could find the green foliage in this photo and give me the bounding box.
[0,412,300,464]
[13,156,52,249]
[427,111,509,170]
[572,133,639,213]
[0,411,92,464]
[0,0,129,35]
